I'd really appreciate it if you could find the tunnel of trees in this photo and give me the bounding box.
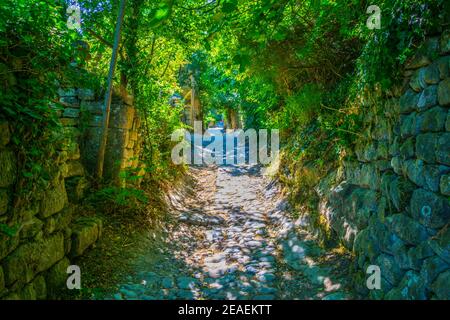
[0,0,449,301]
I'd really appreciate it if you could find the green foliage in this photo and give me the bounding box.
[1,0,447,221]
[88,186,148,209]
[0,0,85,200]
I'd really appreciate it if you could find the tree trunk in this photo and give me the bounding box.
[96,0,127,179]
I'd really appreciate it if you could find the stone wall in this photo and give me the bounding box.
[0,88,106,299]
[316,31,450,299]
[78,91,144,184]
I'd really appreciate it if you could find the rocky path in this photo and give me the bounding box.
[110,164,356,300]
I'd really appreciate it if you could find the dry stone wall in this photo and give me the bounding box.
[316,31,450,299]
[79,92,144,184]
[0,86,137,299]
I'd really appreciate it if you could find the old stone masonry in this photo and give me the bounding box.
[111,164,355,300]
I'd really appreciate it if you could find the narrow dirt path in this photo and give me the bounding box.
[109,164,356,300]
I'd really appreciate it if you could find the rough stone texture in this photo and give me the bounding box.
[437,78,450,106]
[80,95,142,183]
[39,179,68,218]
[416,133,438,163]
[400,89,419,114]
[417,85,438,111]
[410,188,450,229]
[0,88,107,299]
[70,217,102,257]
[385,270,427,300]
[429,227,450,264]
[314,40,450,300]
[386,214,429,246]
[436,133,450,165]
[64,161,84,178]
[3,232,64,289]
[431,270,450,299]
[440,174,450,195]
[45,257,70,299]
[417,106,447,132]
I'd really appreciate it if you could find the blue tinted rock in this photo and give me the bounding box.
[410,188,450,228]
[417,85,438,111]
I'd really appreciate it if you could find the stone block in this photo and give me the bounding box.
[410,188,450,229]
[57,88,76,97]
[88,115,103,127]
[70,217,102,257]
[436,133,450,165]
[67,143,80,161]
[431,270,450,299]
[400,112,418,138]
[423,63,440,85]
[77,88,95,101]
[405,241,435,270]
[429,226,450,264]
[417,106,447,132]
[423,165,450,192]
[405,52,431,70]
[0,233,19,260]
[45,257,70,299]
[376,253,404,286]
[399,137,414,160]
[417,85,438,111]
[60,118,77,127]
[420,255,449,287]
[388,176,415,211]
[109,103,135,130]
[440,174,450,196]
[399,89,419,114]
[388,271,427,300]
[63,108,80,118]
[389,136,400,157]
[32,275,47,300]
[80,101,103,115]
[39,179,68,218]
[403,159,425,187]
[20,217,44,239]
[386,214,429,245]
[360,163,380,190]
[409,68,427,92]
[371,222,404,256]
[65,176,89,203]
[446,110,450,131]
[64,161,85,178]
[416,133,439,163]
[391,156,402,175]
[436,56,450,80]
[3,232,64,288]
[59,96,79,107]
[438,78,450,107]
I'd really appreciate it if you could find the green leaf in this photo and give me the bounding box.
[222,0,238,13]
